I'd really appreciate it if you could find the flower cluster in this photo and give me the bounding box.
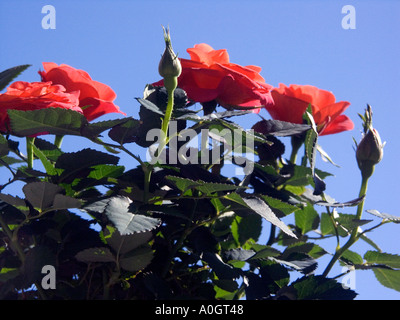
[154,43,354,136]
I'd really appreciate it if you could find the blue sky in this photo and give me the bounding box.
[1,0,399,299]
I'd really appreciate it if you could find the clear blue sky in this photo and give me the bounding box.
[1,0,399,300]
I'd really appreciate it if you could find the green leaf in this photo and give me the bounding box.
[103,196,161,235]
[55,148,119,182]
[260,195,299,217]
[231,214,262,246]
[108,118,140,144]
[31,142,58,176]
[336,213,372,233]
[304,115,327,196]
[212,118,267,144]
[178,110,252,121]
[289,275,357,300]
[359,234,382,252]
[81,118,129,139]
[372,268,400,292]
[0,135,9,157]
[283,165,313,187]
[252,119,311,137]
[247,246,281,260]
[320,212,337,236]
[282,242,327,260]
[52,194,82,210]
[88,164,125,180]
[22,245,56,287]
[241,196,297,239]
[320,212,371,237]
[22,181,63,211]
[271,255,317,275]
[137,98,165,115]
[0,156,24,167]
[0,64,31,91]
[75,247,115,263]
[0,267,19,282]
[315,196,365,208]
[317,144,340,167]
[34,138,62,162]
[340,249,364,265]
[366,209,400,223]
[201,252,240,280]
[101,225,153,255]
[119,244,154,272]
[213,279,239,294]
[195,182,239,194]
[364,251,400,269]
[166,175,238,195]
[223,192,249,207]
[295,203,320,234]
[0,193,29,214]
[222,193,297,238]
[165,176,201,192]
[223,248,256,262]
[8,108,87,137]
[303,111,317,166]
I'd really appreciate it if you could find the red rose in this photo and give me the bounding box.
[265,84,354,135]
[154,43,274,111]
[0,81,81,132]
[39,62,125,121]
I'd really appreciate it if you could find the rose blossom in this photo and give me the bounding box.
[264,83,354,135]
[39,62,125,121]
[153,43,274,111]
[0,81,81,133]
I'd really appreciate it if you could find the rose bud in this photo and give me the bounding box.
[158,26,182,93]
[356,127,384,178]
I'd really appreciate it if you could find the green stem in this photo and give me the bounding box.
[143,166,152,204]
[0,215,25,264]
[143,86,175,203]
[322,174,370,277]
[290,135,303,164]
[266,225,276,246]
[161,87,175,137]
[26,137,35,169]
[54,135,64,149]
[160,199,197,278]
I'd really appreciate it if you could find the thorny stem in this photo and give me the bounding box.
[0,214,25,264]
[0,215,48,300]
[26,137,35,169]
[322,174,370,277]
[143,84,176,204]
[290,135,304,164]
[54,135,64,149]
[160,199,198,278]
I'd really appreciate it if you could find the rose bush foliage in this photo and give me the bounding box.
[0,32,399,301]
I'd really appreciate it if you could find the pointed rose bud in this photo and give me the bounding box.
[356,106,384,178]
[356,128,383,166]
[158,26,182,93]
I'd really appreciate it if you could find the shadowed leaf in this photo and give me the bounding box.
[0,64,31,91]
